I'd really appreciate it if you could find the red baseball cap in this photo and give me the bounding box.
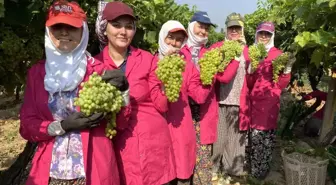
[103,2,137,21]
[46,0,87,28]
[170,28,188,37]
[257,22,275,33]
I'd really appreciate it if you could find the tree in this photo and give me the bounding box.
[207,27,225,47]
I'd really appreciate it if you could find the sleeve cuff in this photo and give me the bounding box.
[47,121,66,136]
[283,67,292,74]
[121,88,130,106]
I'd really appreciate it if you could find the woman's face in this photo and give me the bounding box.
[257,31,272,45]
[49,24,83,53]
[164,31,186,49]
[193,22,210,38]
[106,15,136,50]
[227,26,242,41]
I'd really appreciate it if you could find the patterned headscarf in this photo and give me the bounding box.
[95,0,109,51]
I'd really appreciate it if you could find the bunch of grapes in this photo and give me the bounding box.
[218,40,242,72]
[198,48,223,85]
[156,54,186,102]
[248,43,267,72]
[272,52,289,82]
[74,72,123,139]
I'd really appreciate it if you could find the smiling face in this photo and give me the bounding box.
[227,25,242,41]
[106,15,136,50]
[164,30,186,49]
[257,31,272,45]
[48,24,83,53]
[193,21,210,38]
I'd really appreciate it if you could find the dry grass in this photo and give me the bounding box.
[0,96,26,171]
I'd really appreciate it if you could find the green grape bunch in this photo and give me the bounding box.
[249,43,267,72]
[74,72,123,139]
[218,40,242,72]
[272,52,289,82]
[198,48,223,85]
[156,54,186,102]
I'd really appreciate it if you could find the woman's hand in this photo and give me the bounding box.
[61,112,105,132]
[166,48,180,56]
[102,69,129,91]
[284,52,296,74]
[48,112,105,136]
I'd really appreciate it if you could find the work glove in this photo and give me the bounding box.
[102,69,130,106]
[61,112,105,132]
[283,53,296,74]
[102,69,129,92]
[47,112,105,136]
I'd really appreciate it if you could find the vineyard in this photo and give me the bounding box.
[0,0,336,184]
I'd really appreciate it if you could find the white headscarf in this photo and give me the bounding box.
[225,26,246,45]
[158,20,187,59]
[186,21,208,48]
[44,21,89,95]
[254,30,274,52]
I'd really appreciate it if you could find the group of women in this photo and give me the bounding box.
[19,0,296,185]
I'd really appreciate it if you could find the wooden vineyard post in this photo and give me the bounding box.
[319,73,336,142]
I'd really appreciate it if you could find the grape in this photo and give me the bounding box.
[198,48,223,85]
[249,43,267,72]
[218,40,242,72]
[198,41,242,85]
[272,52,289,82]
[74,72,123,139]
[155,54,186,102]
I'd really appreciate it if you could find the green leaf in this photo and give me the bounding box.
[330,0,336,7]
[294,32,311,47]
[153,0,164,5]
[144,31,157,44]
[310,48,324,68]
[316,0,330,5]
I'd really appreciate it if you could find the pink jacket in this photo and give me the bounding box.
[247,47,291,130]
[95,46,176,185]
[180,43,246,143]
[19,58,123,185]
[154,53,213,179]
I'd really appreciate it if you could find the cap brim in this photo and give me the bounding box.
[196,20,216,27]
[105,13,138,21]
[46,16,83,28]
[227,20,243,27]
[170,28,188,37]
[257,29,274,34]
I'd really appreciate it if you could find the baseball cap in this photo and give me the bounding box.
[225,13,244,27]
[256,22,275,33]
[103,1,137,21]
[190,11,215,27]
[46,0,86,28]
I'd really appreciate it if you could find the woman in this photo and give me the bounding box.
[210,12,250,178]
[95,2,176,185]
[19,1,128,184]
[156,20,213,185]
[180,11,243,184]
[180,11,215,184]
[246,22,295,179]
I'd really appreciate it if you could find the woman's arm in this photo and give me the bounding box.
[19,68,54,142]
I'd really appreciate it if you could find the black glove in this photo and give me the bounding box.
[102,69,129,92]
[60,112,105,132]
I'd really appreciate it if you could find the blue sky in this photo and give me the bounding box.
[175,0,259,31]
